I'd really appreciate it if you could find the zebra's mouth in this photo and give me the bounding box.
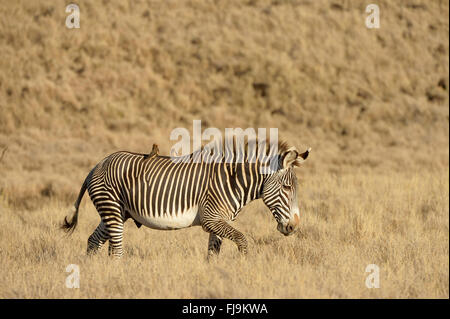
[282,230,295,237]
[277,223,293,236]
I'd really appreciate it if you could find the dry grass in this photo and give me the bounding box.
[0,0,448,298]
[0,170,448,298]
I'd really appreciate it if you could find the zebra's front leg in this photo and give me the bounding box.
[207,233,223,260]
[203,219,248,256]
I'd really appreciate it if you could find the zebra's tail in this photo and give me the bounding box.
[62,176,89,234]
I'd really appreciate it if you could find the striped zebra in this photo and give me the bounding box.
[62,138,310,259]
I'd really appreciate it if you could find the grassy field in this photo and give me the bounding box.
[0,170,448,298]
[0,0,448,298]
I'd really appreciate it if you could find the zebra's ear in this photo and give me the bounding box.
[281,147,299,168]
[293,147,311,167]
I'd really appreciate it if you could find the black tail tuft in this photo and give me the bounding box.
[62,175,88,235]
[61,207,79,234]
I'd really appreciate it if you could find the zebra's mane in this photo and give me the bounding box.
[177,135,293,165]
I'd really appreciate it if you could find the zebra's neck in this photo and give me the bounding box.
[224,162,267,213]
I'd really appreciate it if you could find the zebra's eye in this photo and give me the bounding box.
[281,185,291,192]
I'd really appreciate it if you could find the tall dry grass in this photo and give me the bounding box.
[0,170,448,298]
[0,0,448,298]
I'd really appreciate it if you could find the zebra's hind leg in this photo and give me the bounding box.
[87,222,109,255]
[104,214,125,259]
[207,233,223,261]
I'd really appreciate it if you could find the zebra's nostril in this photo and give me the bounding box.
[287,225,293,232]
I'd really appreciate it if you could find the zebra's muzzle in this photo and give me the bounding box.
[277,222,295,236]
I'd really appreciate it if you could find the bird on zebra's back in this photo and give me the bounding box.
[62,137,311,259]
[143,144,159,161]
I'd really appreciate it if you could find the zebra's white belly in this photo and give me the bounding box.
[128,206,201,230]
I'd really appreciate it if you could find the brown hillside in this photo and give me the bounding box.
[0,0,448,206]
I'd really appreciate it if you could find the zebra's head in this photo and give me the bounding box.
[262,146,310,236]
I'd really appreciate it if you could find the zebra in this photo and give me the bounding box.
[62,138,311,259]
